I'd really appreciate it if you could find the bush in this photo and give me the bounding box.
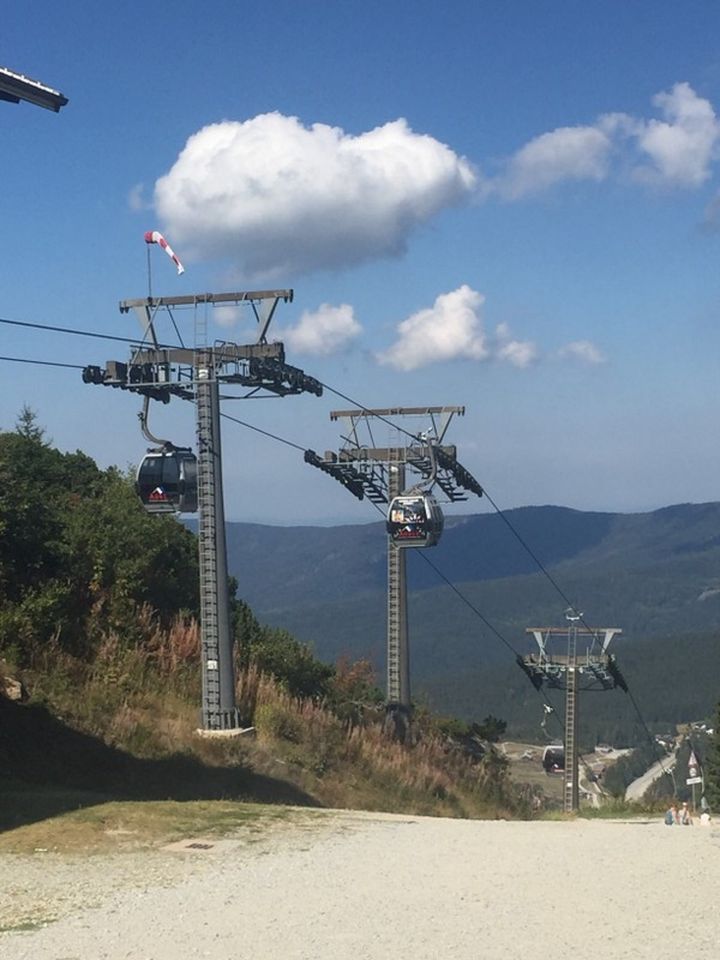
[254,702,303,744]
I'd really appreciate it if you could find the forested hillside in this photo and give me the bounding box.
[0,413,199,658]
[0,416,518,821]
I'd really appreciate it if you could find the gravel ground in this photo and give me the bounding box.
[1,811,718,960]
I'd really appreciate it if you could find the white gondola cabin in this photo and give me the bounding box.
[136,448,198,514]
[386,493,444,548]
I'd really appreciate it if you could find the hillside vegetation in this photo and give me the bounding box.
[0,417,519,825]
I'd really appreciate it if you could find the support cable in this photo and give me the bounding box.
[0,354,84,369]
[0,315,179,349]
[219,411,307,453]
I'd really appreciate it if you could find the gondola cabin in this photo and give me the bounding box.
[136,449,198,514]
[542,744,565,774]
[386,493,444,548]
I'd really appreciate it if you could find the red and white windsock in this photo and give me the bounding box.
[144,230,185,275]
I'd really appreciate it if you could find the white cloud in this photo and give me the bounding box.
[280,303,361,356]
[631,82,720,187]
[153,113,476,281]
[496,126,612,199]
[490,82,720,197]
[494,323,538,367]
[377,290,545,372]
[558,340,606,364]
[377,285,488,371]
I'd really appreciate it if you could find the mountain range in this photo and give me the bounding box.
[220,502,720,741]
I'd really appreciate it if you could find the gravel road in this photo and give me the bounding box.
[1,810,718,960]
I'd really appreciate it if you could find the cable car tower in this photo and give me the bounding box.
[306,407,482,739]
[83,288,322,732]
[519,612,624,811]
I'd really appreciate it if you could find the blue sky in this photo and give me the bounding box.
[3,1,720,524]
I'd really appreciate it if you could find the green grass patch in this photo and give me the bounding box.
[0,788,299,855]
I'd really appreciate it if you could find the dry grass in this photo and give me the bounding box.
[0,796,301,855]
[250,674,512,818]
[6,610,518,828]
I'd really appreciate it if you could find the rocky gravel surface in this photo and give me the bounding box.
[1,811,718,960]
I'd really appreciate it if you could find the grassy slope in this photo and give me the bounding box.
[0,642,517,841]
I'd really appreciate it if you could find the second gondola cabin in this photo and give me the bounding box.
[542,744,565,774]
[136,448,198,514]
[386,493,444,548]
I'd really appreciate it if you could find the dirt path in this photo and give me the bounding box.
[1,811,718,960]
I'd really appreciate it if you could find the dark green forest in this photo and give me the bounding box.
[0,410,333,699]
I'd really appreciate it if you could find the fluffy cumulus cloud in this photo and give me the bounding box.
[377,285,488,371]
[558,340,606,364]
[279,303,361,356]
[631,82,720,187]
[491,82,720,197]
[152,113,476,280]
[496,126,613,199]
[376,287,538,371]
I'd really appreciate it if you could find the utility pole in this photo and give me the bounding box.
[83,289,322,732]
[306,406,482,737]
[519,616,624,812]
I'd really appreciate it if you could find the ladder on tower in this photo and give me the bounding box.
[196,355,221,727]
[387,448,410,708]
[564,625,579,812]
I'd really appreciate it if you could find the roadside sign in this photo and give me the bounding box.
[686,776,703,785]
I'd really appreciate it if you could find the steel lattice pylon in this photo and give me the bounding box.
[307,407,482,738]
[83,288,322,732]
[521,618,623,812]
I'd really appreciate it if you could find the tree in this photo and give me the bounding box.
[0,426,199,661]
[14,405,48,445]
[472,715,507,743]
[706,702,720,810]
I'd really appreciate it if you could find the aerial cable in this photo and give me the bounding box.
[624,685,675,784]
[481,486,580,614]
[219,410,307,453]
[318,379,421,444]
[0,315,180,349]
[0,354,84,370]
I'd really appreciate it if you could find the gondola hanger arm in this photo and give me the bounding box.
[138,395,173,449]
